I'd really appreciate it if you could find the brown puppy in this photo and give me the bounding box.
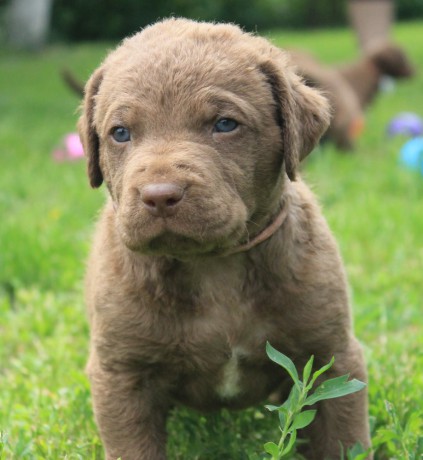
[338,42,415,110]
[79,18,371,460]
[289,50,364,151]
[290,43,413,151]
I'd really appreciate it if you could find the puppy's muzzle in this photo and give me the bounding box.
[140,183,185,217]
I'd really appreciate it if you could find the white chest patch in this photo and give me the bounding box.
[216,348,245,399]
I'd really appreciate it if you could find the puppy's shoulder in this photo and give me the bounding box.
[277,178,345,275]
[287,178,327,228]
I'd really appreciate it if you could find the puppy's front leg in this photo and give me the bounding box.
[300,339,372,459]
[88,365,169,460]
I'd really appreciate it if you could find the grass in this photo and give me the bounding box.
[1,20,422,459]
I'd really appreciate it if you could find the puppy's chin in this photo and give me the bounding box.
[119,229,245,258]
[127,233,213,257]
[116,212,247,258]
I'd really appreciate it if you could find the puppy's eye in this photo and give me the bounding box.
[214,118,239,133]
[111,126,131,143]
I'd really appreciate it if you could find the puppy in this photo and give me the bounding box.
[290,43,413,151]
[289,50,364,151]
[79,18,371,460]
[338,42,414,109]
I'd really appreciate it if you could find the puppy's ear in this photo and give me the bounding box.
[260,60,331,180]
[78,67,104,188]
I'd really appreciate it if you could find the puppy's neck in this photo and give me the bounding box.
[339,58,381,109]
[219,202,289,257]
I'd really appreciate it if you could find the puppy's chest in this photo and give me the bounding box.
[152,283,284,402]
[126,262,291,404]
[214,346,248,399]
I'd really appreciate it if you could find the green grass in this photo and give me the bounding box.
[1,21,422,459]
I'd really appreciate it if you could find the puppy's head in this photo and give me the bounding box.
[79,18,330,257]
[369,42,414,78]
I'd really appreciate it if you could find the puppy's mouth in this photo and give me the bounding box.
[117,211,248,258]
[122,227,245,258]
[144,232,221,257]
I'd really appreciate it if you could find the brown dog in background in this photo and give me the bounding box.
[79,18,371,460]
[289,49,364,151]
[291,42,413,151]
[338,42,414,109]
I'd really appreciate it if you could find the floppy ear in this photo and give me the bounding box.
[260,59,331,180]
[78,67,104,188]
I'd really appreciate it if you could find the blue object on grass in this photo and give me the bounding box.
[399,137,423,174]
[387,112,423,137]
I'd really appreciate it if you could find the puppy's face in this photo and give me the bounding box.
[371,44,414,78]
[79,19,330,257]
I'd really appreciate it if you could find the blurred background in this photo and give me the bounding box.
[1,0,423,50]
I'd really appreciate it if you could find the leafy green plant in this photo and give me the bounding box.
[0,431,8,457]
[373,400,423,460]
[263,342,367,459]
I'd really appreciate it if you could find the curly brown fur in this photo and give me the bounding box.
[79,18,372,460]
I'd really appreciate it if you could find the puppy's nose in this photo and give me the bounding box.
[140,183,185,217]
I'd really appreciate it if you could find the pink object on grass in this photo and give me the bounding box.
[65,133,84,158]
[53,133,84,161]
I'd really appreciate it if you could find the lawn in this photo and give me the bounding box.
[0,20,422,459]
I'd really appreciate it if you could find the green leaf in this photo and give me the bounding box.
[280,429,297,456]
[304,375,366,406]
[291,410,317,430]
[264,441,280,458]
[373,428,396,444]
[266,342,300,387]
[265,404,281,412]
[285,384,301,409]
[405,411,423,431]
[308,356,335,389]
[302,355,314,386]
[346,442,372,460]
[278,408,288,427]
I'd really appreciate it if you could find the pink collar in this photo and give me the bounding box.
[219,204,288,257]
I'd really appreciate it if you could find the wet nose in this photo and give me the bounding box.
[140,183,185,217]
